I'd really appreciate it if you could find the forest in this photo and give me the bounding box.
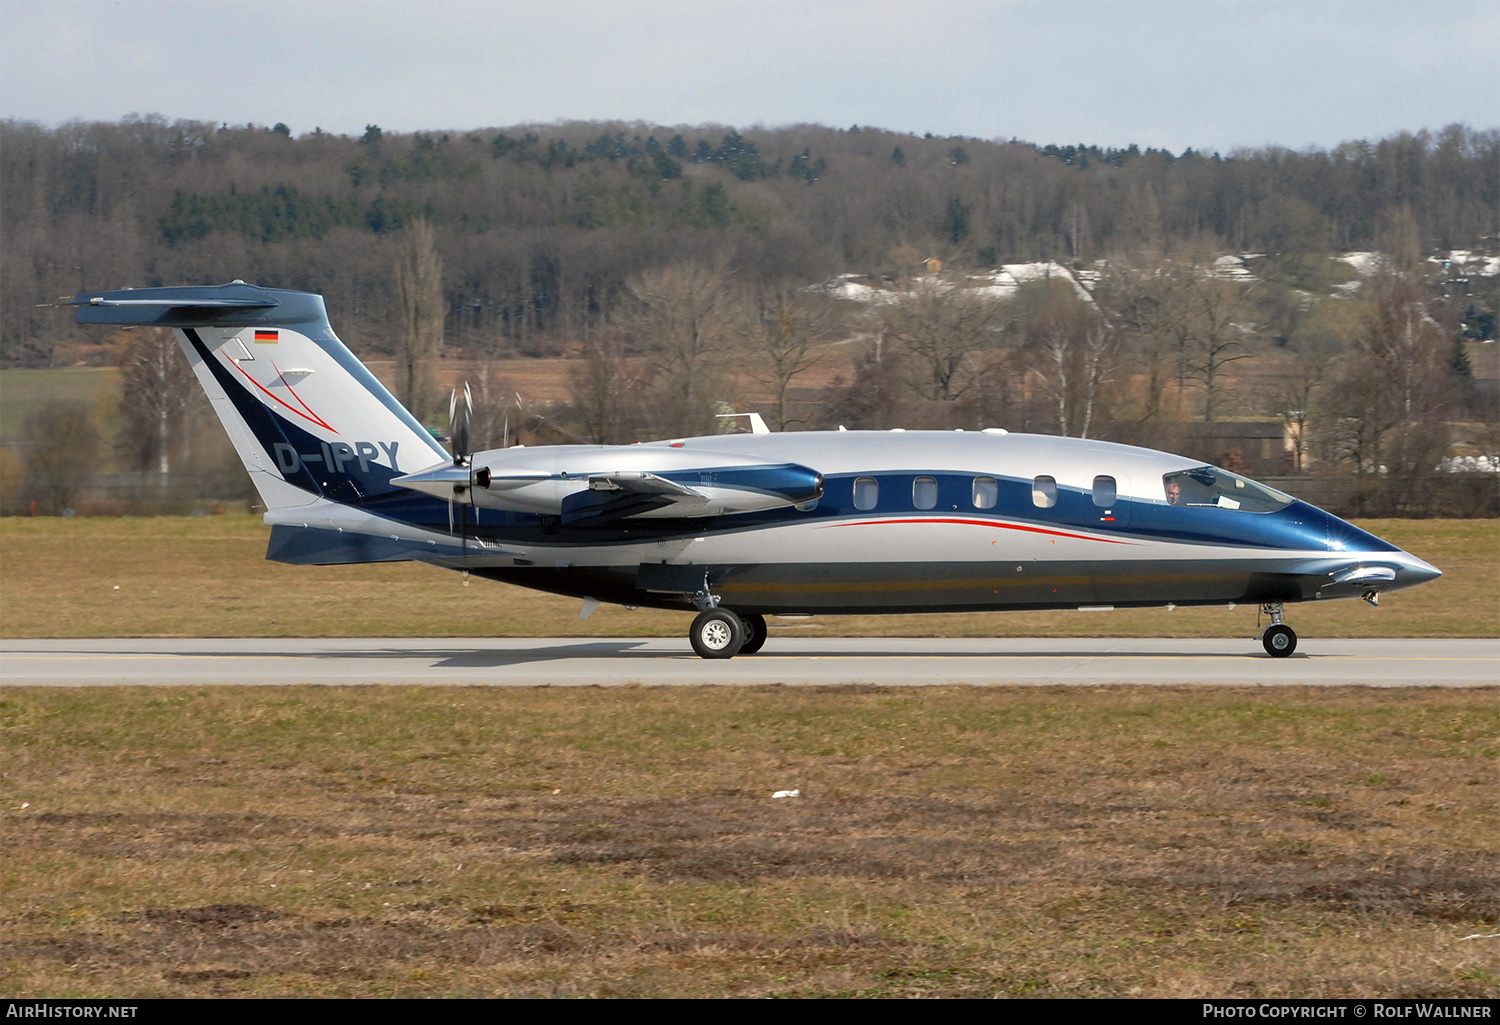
[1,116,1496,516]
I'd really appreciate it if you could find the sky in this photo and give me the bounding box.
[0,0,1494,154]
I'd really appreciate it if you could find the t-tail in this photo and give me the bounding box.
[64,282,457,563]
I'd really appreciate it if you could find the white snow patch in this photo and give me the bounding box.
[1336,252,1384,276]
[978,262,1094,301]
[1211,255,1256,281]
[1438,455,1500,474]
[821,261,1093,305]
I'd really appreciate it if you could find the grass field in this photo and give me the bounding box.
[1,516,1495,639]
[1,685,1494,998]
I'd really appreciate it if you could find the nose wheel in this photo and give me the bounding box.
[1262,623,1297,657]
[1258,603,1298,657]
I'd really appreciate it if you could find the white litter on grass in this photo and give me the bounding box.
[771,789,800,799]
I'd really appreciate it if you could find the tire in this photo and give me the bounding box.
[690,608,745,659]
[738,614,768,655]
[1262,624,1297,658]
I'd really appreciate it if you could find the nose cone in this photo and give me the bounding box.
[1395,553,1443,589]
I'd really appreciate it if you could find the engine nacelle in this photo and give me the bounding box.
[394,442,823,521]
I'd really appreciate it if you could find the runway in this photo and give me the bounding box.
[1,637,1495,687]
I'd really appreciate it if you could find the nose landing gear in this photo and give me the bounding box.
[1258,602,1297,657]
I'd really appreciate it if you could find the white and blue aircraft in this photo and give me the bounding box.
[60,281,1441,659]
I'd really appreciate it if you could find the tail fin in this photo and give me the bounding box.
[70,282,449,512]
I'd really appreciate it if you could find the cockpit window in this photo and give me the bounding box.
[1162,466,1292,513]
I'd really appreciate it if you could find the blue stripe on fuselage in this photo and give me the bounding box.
[346,469,1384,555]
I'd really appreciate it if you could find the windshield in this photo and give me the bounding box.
[1162,466,1293,514]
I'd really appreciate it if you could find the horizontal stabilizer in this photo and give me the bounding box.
[57,296,277,309]
[59,283,306,327]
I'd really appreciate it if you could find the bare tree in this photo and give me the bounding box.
[117,327,196,474]
[733,279,836,430]
[1267,298,1355,474]
[394,219,444,424]
[1105,246,1256,421]
[1097,247,1177,423]
[1019,280,1119,437]
[1354,262,1453,477]
[620,261,730,439]
[568,328,656,443]
[884,275,1006,403]
[1185,270,1256,422]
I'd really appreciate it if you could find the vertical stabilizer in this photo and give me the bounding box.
[70,283,448,512]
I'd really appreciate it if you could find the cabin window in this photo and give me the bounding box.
[972,476,998,509]
[1092,476,1116,507]
[853,477,879,511]
[1162,466,1292,513]
[913,476,938,510]
[1032,476,1057,509]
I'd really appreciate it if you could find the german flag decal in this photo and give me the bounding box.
[254,329,279,344]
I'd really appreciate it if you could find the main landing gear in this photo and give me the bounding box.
[687,579,767,659]
[688,608,769,659]
[1258,602,1297,658]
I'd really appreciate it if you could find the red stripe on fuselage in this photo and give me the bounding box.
[822,516,1138,545]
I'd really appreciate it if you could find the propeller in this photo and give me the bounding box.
[447,382,474,553]
[449,381,472,467]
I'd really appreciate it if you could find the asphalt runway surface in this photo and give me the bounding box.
[2,637,1495,687]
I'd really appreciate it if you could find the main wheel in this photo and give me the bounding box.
[738,613,768,655]
[690,608,745,659]
[1262,624,1297,658]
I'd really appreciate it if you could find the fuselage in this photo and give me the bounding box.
[373,429,1440,616]
[60,282,1439,634]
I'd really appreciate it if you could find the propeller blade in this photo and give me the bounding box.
[449,382,472,465]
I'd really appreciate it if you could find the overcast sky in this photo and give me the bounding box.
[1,0,1494,153]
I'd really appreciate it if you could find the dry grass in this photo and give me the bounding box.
[2,685,1496,998]
[0,517,1495,640]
